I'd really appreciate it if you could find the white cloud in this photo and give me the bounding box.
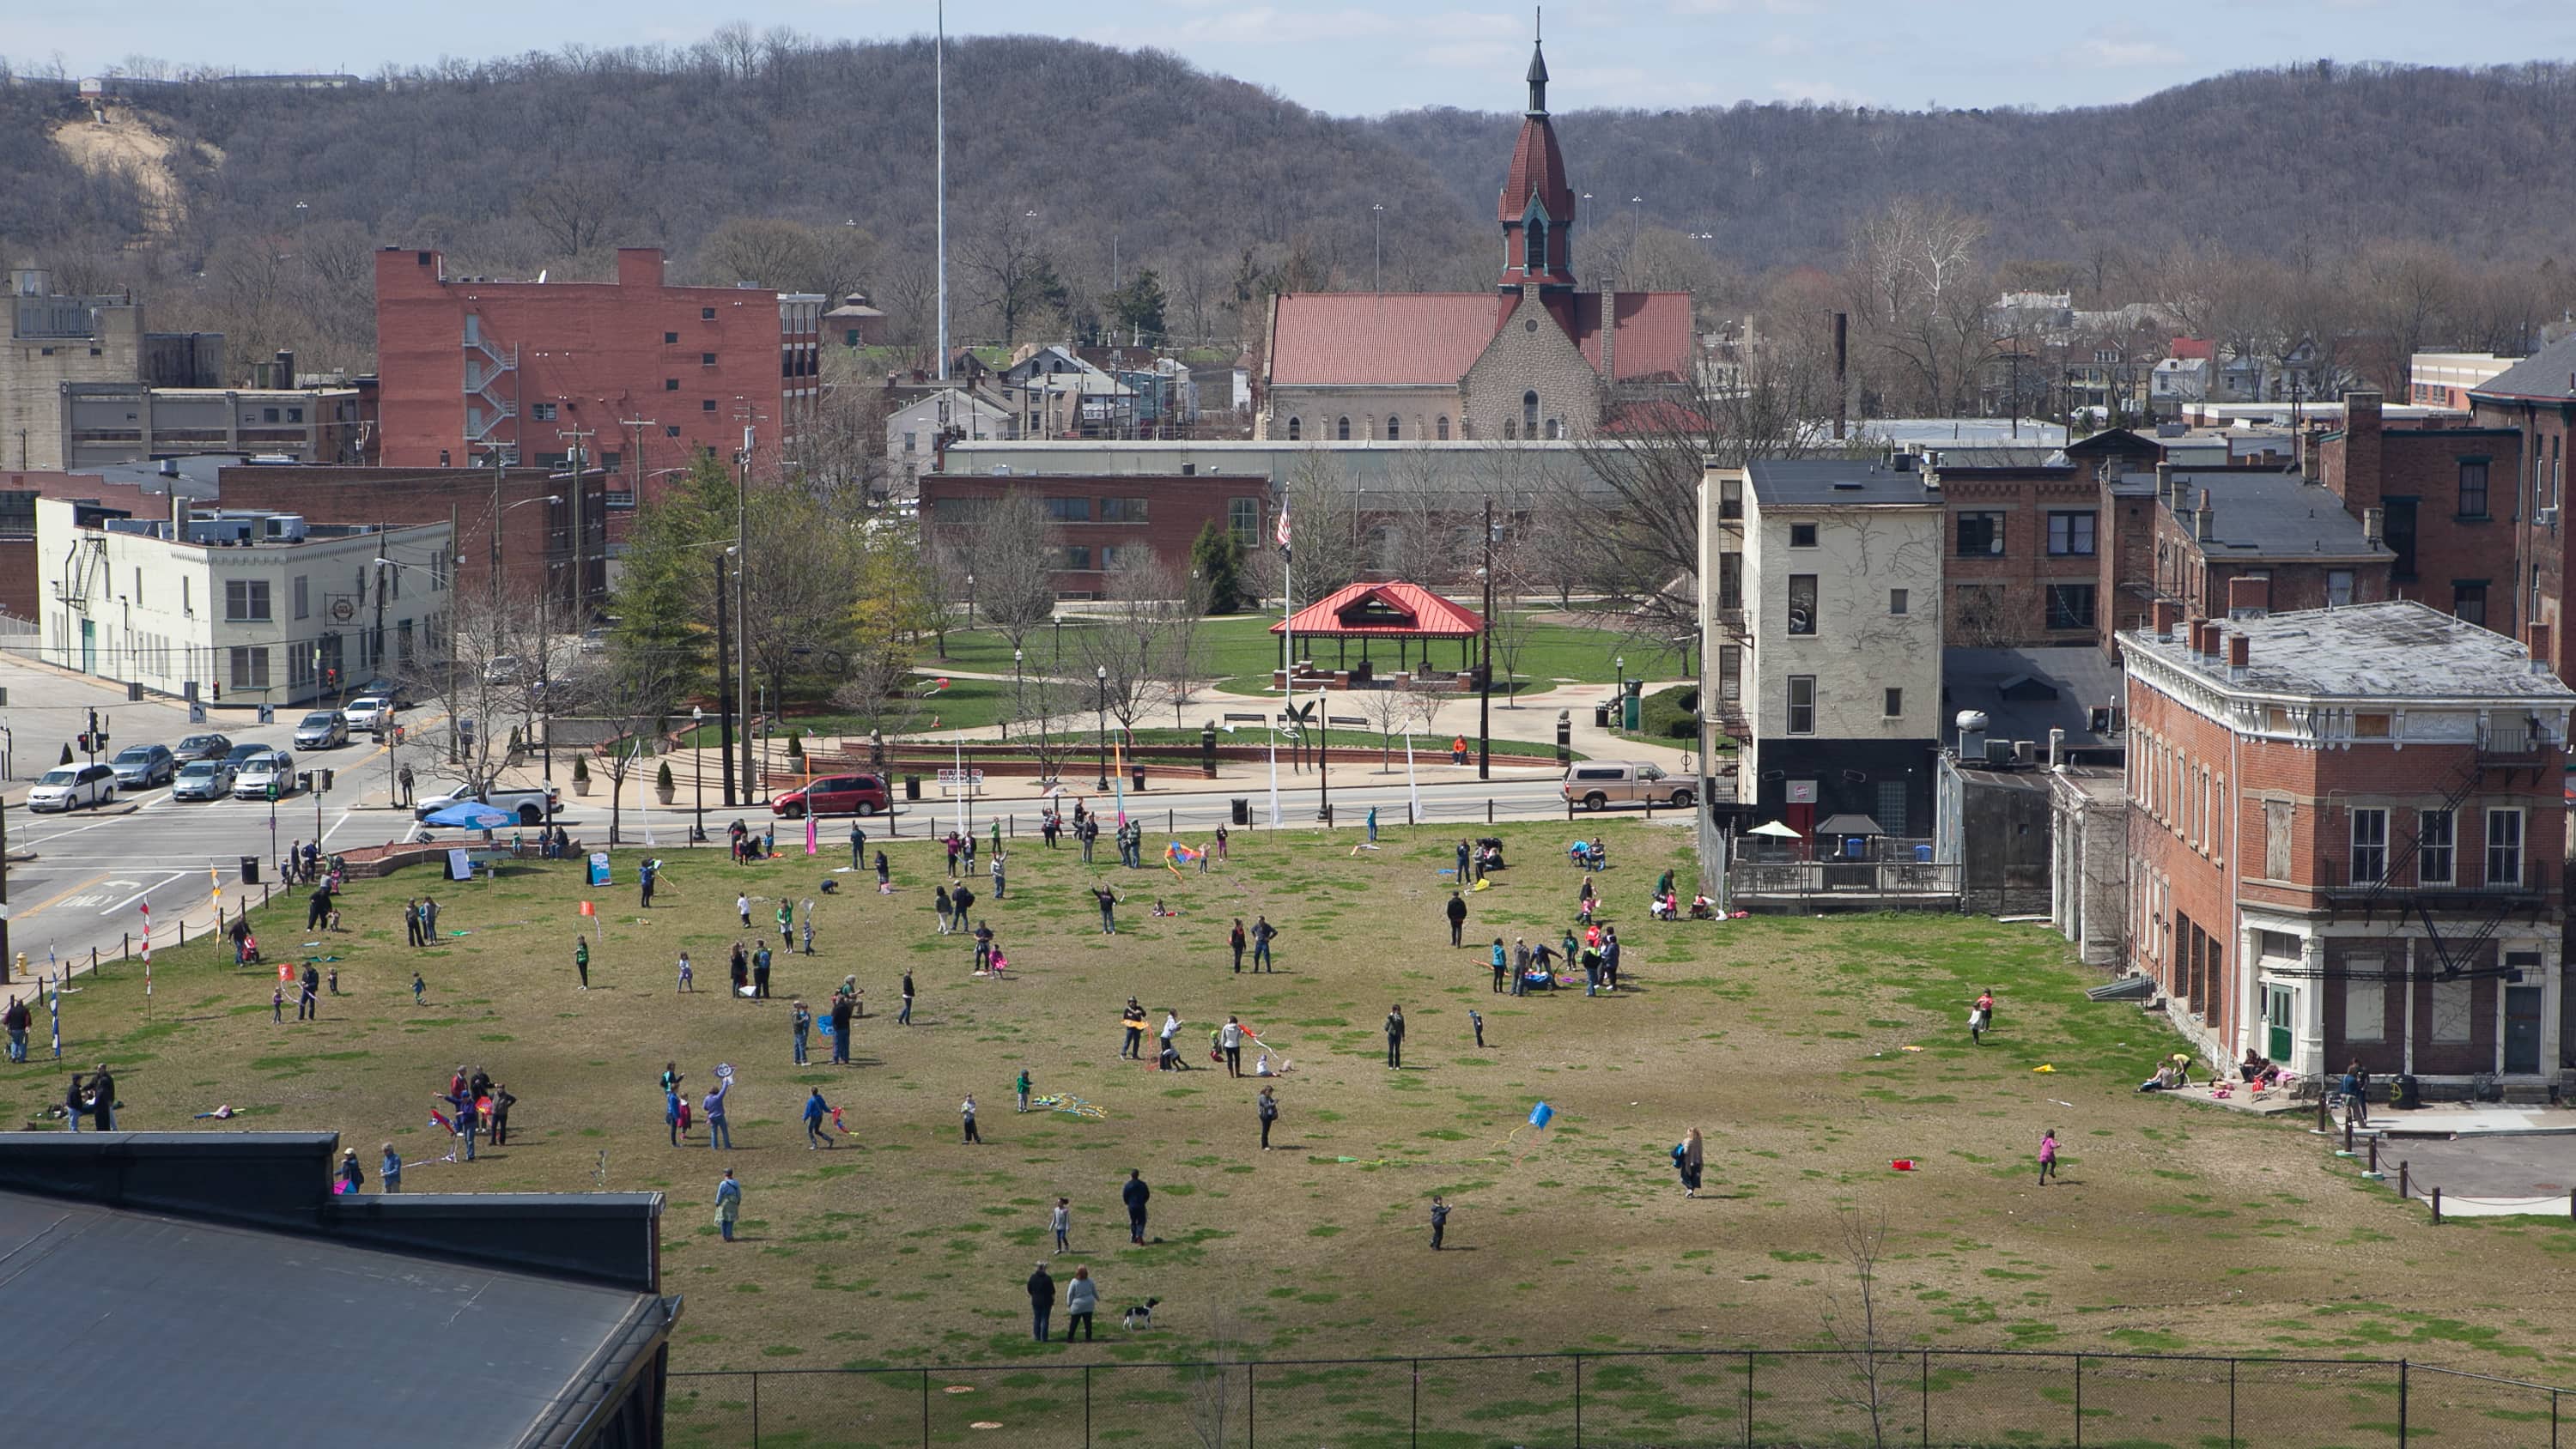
[2061,32,2187,69]
[1768,76,1863,105]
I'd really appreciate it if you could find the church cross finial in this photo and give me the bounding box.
[1525,11,1550,115]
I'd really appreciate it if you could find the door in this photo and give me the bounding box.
[79,618,95,674]
[2503,985,2543,1074]
[2264,982,2294,1064]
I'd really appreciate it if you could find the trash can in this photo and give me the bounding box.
[1131,765,1147,792]
[1913,844,1933,863]
[1594,704,1612,728]
[240,854,260,886]
[1231,797,1251,826]
[903,774,920,801]
[2392,1073,2421,1111]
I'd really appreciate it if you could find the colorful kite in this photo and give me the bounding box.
[1162,840,1204,876]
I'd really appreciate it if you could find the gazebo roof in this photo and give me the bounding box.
[1271,581,1485,639]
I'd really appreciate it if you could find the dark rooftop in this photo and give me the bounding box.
[1942,646,2128,759]
[1924,446,2072,470]
[2468,332,2576,403]
[2166,470,2388,560]
[1746,458,1946,507]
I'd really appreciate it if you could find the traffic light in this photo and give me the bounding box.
[267,778,281,801]
[325,667,338,688]
[76,732,91,753]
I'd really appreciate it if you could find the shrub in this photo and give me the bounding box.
[572,755,592,782]
[657,760,676,791]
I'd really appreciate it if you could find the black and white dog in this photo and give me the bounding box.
[1121,1297,1161,1330]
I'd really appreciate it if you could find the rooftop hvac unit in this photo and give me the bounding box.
[260,513,307,542]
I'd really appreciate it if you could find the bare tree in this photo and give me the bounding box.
[1184,1310,1247,1449]
[1819,1209,1900,1449]
[963,206,1066,345]
[1254,453,1366,615]
[1354,682,1416,772]
[1845,197,1996,415]
[575,634,685,844]
[423,584,548,797]
[1075,555,1183,735]
[518,169,624,257]
[961,491,1060,654]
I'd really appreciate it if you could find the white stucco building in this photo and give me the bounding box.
[37,495,453,707]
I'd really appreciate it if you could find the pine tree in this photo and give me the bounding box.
[1188,519,1247,615]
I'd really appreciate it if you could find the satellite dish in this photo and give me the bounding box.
[536,269,549,283]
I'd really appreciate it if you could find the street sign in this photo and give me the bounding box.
[188,704,207,724]
[936,767,986,786]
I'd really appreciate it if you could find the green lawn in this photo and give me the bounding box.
[16,816,2572,1415]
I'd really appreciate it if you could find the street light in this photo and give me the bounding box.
[1614,655,1625,732]
[1371,203,1385,292]
[690,705,707,842]
[1012,648,1024,742]
[965,572,975,629]
[1096,664,1109,790]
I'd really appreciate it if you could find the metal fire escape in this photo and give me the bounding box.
[463,314,519,464]
[2354,720,2553,981]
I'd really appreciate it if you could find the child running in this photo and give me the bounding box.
[2038,1128,2059,1186]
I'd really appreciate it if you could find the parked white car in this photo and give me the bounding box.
[234,751,298,800]
[343,695,395,733]
[28,763,118,812]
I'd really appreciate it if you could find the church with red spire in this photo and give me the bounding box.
[1256,37,1695,444]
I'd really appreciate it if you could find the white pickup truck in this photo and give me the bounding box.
[413,781,563,827]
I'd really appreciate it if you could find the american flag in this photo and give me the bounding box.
[1274,498,1291,554]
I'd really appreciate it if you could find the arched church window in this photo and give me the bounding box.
[1286,417,1301,440]
[1337,416,1351,441]
[1504,419,1518,440]
[1436,415,1450,440]
[1387,415,1400,440]
[1527,219,1548,273]
[1522,391,1540,437]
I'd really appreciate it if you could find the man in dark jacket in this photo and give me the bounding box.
[3,995,29,1063]
[307,882,332,931]
[89,1063,117,1131]
[1122,1169,1151,1244]
[1027,1262,1057,1343]
[829,991,854,1066]
[299,963,321,1021]
[1385,1005,1406,1068]
[1445,891,1467,947]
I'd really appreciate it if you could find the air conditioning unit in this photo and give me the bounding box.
[2540,507,2559,528]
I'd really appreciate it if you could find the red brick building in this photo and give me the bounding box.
[216,464,607,618]
[372,247,823,505]
[919,473,1269,600]
[2467,336,2576,680]
[2315,391,2523,633]
[1922,447,2103,647]
[2123,599,2571,1092]
[2151,467,2396,620]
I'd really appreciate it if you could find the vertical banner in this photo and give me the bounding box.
[1405,733,1422,824]
[48,974,61,1060]
[1113,741,1127,828]
[805,812,818,856]
[140,902,153,1016]
[1267,736,1282,828]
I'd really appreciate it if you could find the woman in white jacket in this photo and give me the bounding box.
[1063,1265,1099,1341]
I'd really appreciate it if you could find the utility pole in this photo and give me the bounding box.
[935,0,949,381]
[714,551,738,807]
[447,502,462,764]
[733,418,756,804]
[557,426,593,621]
[1479,496,1494,781]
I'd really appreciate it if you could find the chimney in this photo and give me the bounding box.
[2047,726,2068,771]
[2300,427,2324,482]
[2154,458,2174,505]
[2362,506,2385,546]
[2227,573,2269,619]
[2195,620,2221,662]
[2228,632,2251,682]
[2340,390,2384,512]
[2528,621,2553,676]
[2151,599,2181,640]
[2194,496,2215,542]
[1598,275,1616,383]
[171,494,190,531]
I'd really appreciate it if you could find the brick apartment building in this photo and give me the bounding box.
[2314,391,2522,632]
[373,246,823,504]
[2123,599,2571,1092]
[2151,466,2396,620]
[2466,336,2576,680]
[919,473,1270,599]
[1923,446,2105,647]
[217,463,608,619]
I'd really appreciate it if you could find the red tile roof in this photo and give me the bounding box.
[1266,294,1508,387]
[2169,336,2215,361]
[1269,290,1694,389]
[1271,581,1485,639]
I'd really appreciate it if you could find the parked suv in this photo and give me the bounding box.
[29,762,118,812]
[771,773,890,819]
[111,743,177,789]
[234,751,297,800]
[294,711,349,750]
[1560,760,1695,811]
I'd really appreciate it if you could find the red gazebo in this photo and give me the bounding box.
[1271,581,1485,677]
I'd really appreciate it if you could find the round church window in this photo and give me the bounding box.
[1524,318,1540,332]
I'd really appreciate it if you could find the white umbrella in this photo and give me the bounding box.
[1746,820,1803,839]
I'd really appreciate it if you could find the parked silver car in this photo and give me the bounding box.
[172,759,239,800]
[112,743,177,789]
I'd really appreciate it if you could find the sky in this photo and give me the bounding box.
[13,0,2576,117]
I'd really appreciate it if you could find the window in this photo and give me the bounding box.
[1789,522,1819,549]
[664,378,679,391]
[1385,415,1400,440]
[227,645,270,689]
[1504,420,1518,440]
[2046,510,2097,556]
[398,619,415,666]
[664,425,681,437]
[1786,574,1818,635]
[2430,977,2472,1043]
[530,402,557,421]
[1044,498,1092,522]
[2044,583,2097,631]
[2417,808,2454,885]
[2456,458,2490,519]
[2263,799,2293,878]
[1229,497,1261,543]
[702,352,718,366]
[2349,807,2388,885]
[1717,478,1742,521]
[702,399,717,412]
[224,579,271,622]
[845,328,862,346]
[1716,552,1741,609]
[1058,545,1094,571]
[1285,418,1301,440]
[1957,511,2006,556]
[1786,676,1816,735]
[1336,416,1351,440]
[2452,581,2488,627]
[1099,498,1150,523]
[2485,808,2524,888]
[2326,569,2354,608]
[1526,218,1547,272]
[1522,391,1539,438]
[665,331,679,344]
[2344,971,2386,1043]
[289,647,314,689]
[1436,416,1449,440]
[292,576,309,620]
[700,307,716,320]
[1883,687,1904,718]
[902,432,916,453]
[2382,498,2419,579]
[1888,588,1909,615]
[260,407,280,423]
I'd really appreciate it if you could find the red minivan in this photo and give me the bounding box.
[771,773,890,818]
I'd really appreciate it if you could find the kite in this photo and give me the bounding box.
[1527,1101,1554,1130]
[1162,840,1204,876]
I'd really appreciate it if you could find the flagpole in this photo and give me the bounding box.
[1266,733,1282,827]
[141,902,152,1022]
[1406,732,1421,826]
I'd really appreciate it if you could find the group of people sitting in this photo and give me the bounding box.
[1647,889,1718,920]
[728,820,776,864]
[1565,837,1609,870]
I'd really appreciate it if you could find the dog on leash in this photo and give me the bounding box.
[1121,1298,1161,1330]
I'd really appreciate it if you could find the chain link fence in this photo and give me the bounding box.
[665,1349,2569,1448]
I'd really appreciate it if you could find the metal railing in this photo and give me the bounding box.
[663,1349,2569,1448]
[1729,858,1963,906]
[2317,854,2549,900]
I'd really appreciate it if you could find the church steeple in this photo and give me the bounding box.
[1497,15,1577,294]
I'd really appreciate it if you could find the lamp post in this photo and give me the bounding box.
[1479,496,1496,780]
[1371,203,1385,292]
[965,572,975,629]
[1012,649,1024,741]
[691,706,706,842]
[1613,655,1625,733]
[1096,664,1109,790]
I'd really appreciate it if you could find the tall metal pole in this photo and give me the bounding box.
[714,553,738,808]
[736,436,755,803]
[1479,496,1493,780]
[934,0,949,381]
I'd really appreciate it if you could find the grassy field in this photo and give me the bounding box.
[14,819,2576,1427]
